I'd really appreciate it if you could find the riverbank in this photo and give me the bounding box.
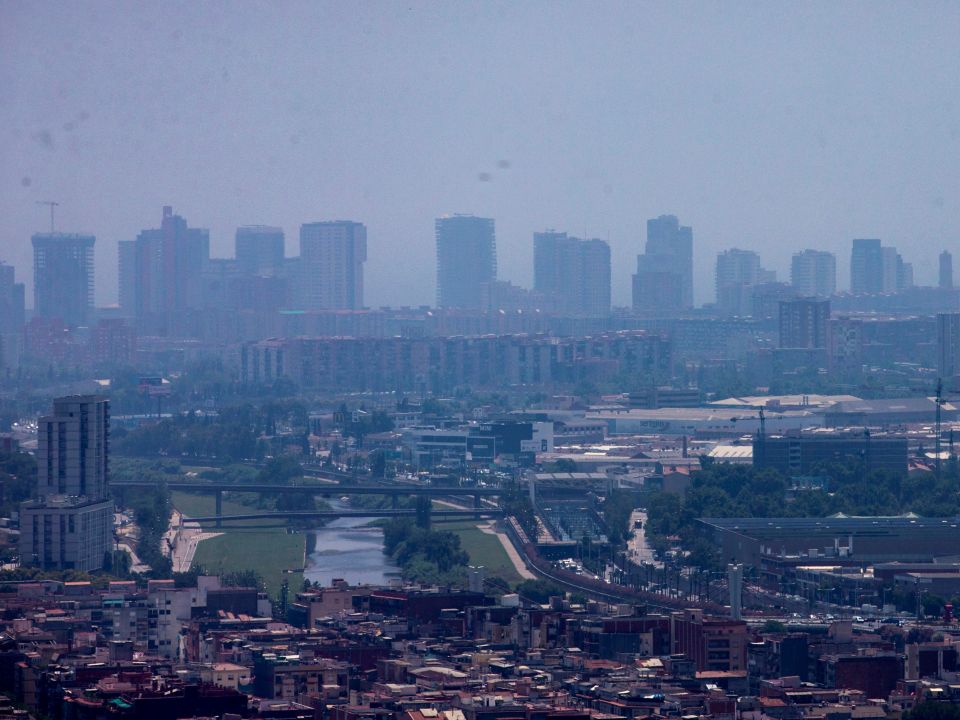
[170,491,305,598]
[430,500,531,584]
[438,519,528,585]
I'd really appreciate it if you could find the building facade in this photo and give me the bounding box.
[299,221,366,310]
[31,233,95,327]
[790,250,836,297]
[0,262,25,372]
[850,238,910,294]
[436,215,496,309]
[937,312,960,379]
[127,206,210,335]
[779,298,830,349]
[20,396,113,571]
[533,232,610,316]
[715,249,773,315]
[241,331,671,394]
[941,250,954,290]
[632,215,693,313]
[753,433,907,476]
[235,226,285,277]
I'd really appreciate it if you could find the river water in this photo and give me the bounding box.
[303,502,400,586]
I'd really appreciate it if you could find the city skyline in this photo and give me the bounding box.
[0,206,951,314]
[2,3,958,308]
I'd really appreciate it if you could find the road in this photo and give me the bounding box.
[165,509,222,573]
[626,509,661,567]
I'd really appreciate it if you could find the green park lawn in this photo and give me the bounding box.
[171,491,305,599]
[437,519,524,585]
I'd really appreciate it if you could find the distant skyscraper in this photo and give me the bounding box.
[790,250,836,297]
[0,262,25,372]
[850,238,908,294]
[299,221,367,310]
[851,238,883,294]
[436,215,496,309]
[31,232,95,326]
[130,206,210,334]
[117,239,136,316]
[236,226,285,277]
[20,396,113,571]
[715,249,772,315]
[937,313,960,379]
[779,298,830,349]
[881,246,900,292]
[632,215,694,312]
[533,231,611,316]
[940,251,954,290]
[895,254,914,291]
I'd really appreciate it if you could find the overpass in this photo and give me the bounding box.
[185,508,503,526]
[112,481,500,527]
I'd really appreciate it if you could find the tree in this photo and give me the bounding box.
[905,702,960,720]
[415,496,432,529]
[369,450,387,479]
[762,619,787,634]
[257,455,303,485]
[517,579,564,604]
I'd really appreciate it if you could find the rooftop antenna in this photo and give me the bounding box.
[36,200,59,233]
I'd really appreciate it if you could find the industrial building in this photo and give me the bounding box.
[697,515,960,566]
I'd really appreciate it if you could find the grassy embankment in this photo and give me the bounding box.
[170,491,304,598]
[435,519,524,585]
[356,495,525,586]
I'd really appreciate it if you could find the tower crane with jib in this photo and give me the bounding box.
[931,377,960,482]
[36,200,59,232]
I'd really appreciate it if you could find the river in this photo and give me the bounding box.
[303,501,400,586]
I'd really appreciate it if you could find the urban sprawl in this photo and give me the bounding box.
[0,211,959,720]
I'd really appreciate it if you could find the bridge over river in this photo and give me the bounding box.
[112,480,500,526]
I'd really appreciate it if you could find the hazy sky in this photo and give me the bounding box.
[2,1,958,308]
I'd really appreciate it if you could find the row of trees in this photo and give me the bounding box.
[0,450,37,519]
[113,401,314,461]
[111,458,175,574]
[382,518,470,585]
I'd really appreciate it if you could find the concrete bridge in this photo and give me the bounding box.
[112,480,500,527]
[184,508,503,525]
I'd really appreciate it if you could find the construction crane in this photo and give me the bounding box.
[930,377,960,481]
[36,200,59,232]
[936,378,944,481]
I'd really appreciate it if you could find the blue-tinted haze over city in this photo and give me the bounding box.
[2,2,958,306]
[6,7,960,718]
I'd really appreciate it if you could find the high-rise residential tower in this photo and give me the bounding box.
[790,250,837,297]
[938,313,960,379]
[31,232,95,326]
[19,396,113,571]
[632,215,694,312]
[715,249,774,315]
[779,298,830,349]
[299,221,366,310]
[850,238,909,294]
[850,238,884,294]
[117,239,136,317]
[0,262,25,372]
[436,215,496,309]
[533,231,611,316]
[940,251,953,290]
[128,206,210,334]
[236,226,285,277]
